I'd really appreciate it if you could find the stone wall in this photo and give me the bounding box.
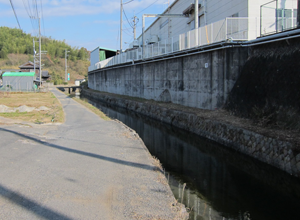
[82,89,300,177]
[88,47,248,110]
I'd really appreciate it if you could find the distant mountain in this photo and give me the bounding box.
[0,26,89,61]
[0,27,90,85]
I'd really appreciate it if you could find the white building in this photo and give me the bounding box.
[89,0,297,71]
[139,0,297,46]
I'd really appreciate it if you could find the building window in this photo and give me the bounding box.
[276,8,297,31]
[190,16,201,30]
[160,19,169,29]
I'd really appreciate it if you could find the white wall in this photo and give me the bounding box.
[139,0,193,45]
[206,0,248,23]
[137,0,298,46]
[251,0,297,36]
[90,48,100,67]
[139,0,250,45]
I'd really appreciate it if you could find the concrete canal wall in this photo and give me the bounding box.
[88,46,248,110]
[82,89,300,177]
[87,37,300,178]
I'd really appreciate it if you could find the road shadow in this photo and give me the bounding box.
[0,184,73,220]
[0,128,158,172]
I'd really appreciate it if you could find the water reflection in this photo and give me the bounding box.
[81,95,300,220]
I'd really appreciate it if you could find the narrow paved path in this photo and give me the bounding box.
[0,88,186,220]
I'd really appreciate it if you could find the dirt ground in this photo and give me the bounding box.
[0,92,64,123]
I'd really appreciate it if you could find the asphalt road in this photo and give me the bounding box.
[0,88,186,220]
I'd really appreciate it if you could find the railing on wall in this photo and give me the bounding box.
[89,17,258,71]
[260,0,298,36]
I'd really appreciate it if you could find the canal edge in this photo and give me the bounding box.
[81,88,300,178]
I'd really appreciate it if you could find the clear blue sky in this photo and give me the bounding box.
[0,0,175,51]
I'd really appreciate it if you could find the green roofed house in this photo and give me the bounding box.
[89,47,117,71]
[2,72,36,91]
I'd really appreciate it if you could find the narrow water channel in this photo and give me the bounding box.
[81,95,300,220]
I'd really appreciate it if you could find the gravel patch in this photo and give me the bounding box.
[0,105,50,113]
[17,105,36,113]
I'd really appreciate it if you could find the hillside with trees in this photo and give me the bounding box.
[0,26,90,84]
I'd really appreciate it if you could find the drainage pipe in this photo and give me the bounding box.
[241,33,300,47]
[247,28,300,44]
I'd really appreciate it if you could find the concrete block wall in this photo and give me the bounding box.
[88,47,248,110]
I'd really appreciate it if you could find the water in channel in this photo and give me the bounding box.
[80,95,300,220]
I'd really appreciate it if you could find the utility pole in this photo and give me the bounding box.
[133,16,138,40]
[195,0,199,46]
[33,38,36,74]
[39,17,42,87]
[142,13,187,58]
[120,0,123,53]
[65,49,70,82]
[195,0,198,29]
[120,0,134,53]
[30,16,46,86]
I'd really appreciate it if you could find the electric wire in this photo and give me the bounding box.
[9,0,22,29]
[40,0,46,36]
[116,29,119,50]
[136,0,160,15]
[22,0,36,33]
[123,8,134,28]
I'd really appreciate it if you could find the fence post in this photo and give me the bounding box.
[198,28,201,46]
[165,39,167,54]
[187,31,190,48]
[151,44,153,58]
[172,37,174,52]
[211,23,213,43]
[225,18,228,39]
[260,5,262,36]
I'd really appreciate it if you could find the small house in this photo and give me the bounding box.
[75,78,86,86]
[19,61,39,75]
[2,72,36,91]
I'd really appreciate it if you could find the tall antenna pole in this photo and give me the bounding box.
[65,49,67,82]
[33,38,36,75]
[133,16,137,40]
[195,0,198,29]
[39,17,42,87]
[65,50,67,82]
[65,50,70,82]
[120,0,123,53]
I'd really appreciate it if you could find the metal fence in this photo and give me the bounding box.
[260,0,298,36]
[89,17,257,71]
[0,81,38,92]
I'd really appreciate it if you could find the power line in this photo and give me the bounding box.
[116,29,119,50]
[40,0,46,36]
[9,0,22,29]
[123,8,133,28]
[136,0,160,15]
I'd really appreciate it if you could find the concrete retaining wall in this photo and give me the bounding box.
[82,89,300,177]
[88,47,248,110]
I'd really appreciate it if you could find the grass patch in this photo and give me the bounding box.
[69,95,110,121]
[0,92,64,123]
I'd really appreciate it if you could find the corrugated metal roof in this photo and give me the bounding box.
[91,47,117,53]
[3,72,35,77]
